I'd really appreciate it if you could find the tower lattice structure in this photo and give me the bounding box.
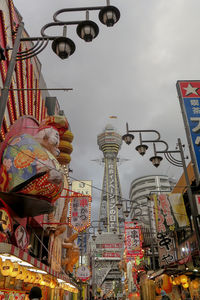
[97,124,124,233]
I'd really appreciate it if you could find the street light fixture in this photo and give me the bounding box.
[123,122,200,252]
[0,0,120,130]
[149,155,163,168]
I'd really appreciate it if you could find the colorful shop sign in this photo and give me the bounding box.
[154,194,176,266]
[69,195,91,232]
[14,225,29,250]
[0,207,12,242]
[72,180,92,196]
[177,80,200,183]
[124,222,143,259]
[76,265,91,282]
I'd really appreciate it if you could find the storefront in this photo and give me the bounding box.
[0,243,78,300]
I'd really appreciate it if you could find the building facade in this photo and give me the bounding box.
[129,175,176,226]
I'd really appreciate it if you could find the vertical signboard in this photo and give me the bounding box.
[106,159,118,231]
[176,80,200,184]
[69,195,91,232]
[124,222,143,260]
[154,194,176,266]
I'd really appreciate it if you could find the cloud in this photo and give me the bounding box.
[14,0,198,218]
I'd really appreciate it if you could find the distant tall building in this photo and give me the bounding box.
[129,175,176,226]
[97,124,124,232]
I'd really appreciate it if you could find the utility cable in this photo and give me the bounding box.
[4,141,192,217]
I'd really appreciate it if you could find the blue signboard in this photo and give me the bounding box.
[177,81,200,180]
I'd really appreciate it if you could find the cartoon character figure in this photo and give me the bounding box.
[0,115,68,203]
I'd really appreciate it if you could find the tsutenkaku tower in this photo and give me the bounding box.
[97,124,124,233]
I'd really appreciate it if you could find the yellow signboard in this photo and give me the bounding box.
[72,180,92,196]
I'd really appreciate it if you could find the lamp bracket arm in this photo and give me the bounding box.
[53,6,106,22]
[129,129,161,142]
[152,140,169,154]
[16,39,49,61]
[164,152,183,167]
[41,21,82,38]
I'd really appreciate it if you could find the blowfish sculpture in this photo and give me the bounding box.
[0,115,68,204]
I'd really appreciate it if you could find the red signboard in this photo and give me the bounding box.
[69,195,91,232]
[125,222,143,259]
[102,252,121,258]
[96,243,123,249]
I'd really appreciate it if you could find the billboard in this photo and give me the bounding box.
[176,80,200,183]
[72,180,92,196]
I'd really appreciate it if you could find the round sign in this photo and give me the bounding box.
[76,265,91,282]
[14,225,29,250]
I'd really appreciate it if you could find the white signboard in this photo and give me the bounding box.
[72,180,92,196]
[76,265,91,282]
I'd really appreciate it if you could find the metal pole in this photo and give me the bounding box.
[178,138,200,252]
[0,22,24,129]
[148,205,156,270]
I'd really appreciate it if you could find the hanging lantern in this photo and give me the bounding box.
[16,266,24,280]
[161,274,172,293]
[34,273,43,284]
[24,271,32,283]
[172,280,176,286]
[180,275,188,284]
[1,260,13,276]
[182,282,189,289]
[50,280,56,289]
[10,263,20,278]
[174,277,181,285]
[29,272,36,283]
[155,287,161,294]
[39,274,45,286]
[191,280,199,289]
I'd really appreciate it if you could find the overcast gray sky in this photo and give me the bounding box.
[14,0,199,215]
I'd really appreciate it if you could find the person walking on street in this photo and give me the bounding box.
[161,290,170,300]
[29,287,42,300]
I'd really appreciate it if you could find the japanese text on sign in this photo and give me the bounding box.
[69,196,91,232]
[154,194,176,266]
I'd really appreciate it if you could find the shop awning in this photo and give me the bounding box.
[0,243,72,284]
[0,191,54,217]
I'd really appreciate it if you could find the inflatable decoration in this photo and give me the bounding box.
[0,116,68,216]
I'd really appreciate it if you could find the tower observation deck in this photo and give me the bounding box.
[97,124,124,232]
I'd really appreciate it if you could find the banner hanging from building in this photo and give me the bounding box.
[176,80,200,183]
[153,194,176,266]
[195,195,200,215]
[124,222,143,260]
[168,193,189,228]
[69,195,92,232]
[70,180,92,232]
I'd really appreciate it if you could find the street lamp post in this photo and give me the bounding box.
[122,122,200,252]
[0,1,120,129]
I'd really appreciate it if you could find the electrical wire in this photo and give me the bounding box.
[4,141,191,217]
